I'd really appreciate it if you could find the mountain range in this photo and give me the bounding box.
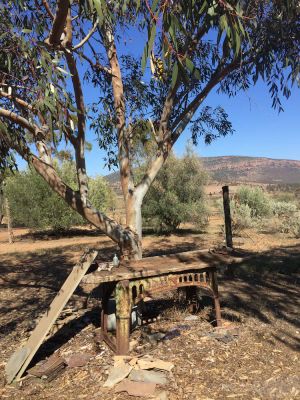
[105,156,300,186]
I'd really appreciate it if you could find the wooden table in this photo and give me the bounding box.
[82,249,241,354]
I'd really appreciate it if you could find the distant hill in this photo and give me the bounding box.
[201,156,300,184]
[105,156,300,187]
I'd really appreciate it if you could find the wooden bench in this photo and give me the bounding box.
[82,249,241,354]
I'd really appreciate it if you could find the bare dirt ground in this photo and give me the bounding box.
[0,219,299,400]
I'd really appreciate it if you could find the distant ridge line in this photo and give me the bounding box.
[105,156,300,186]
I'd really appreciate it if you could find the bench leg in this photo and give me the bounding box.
[185,286,198,313]
[210,270,222,327]
[115,280,131,355]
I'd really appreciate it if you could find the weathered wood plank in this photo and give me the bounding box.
[5,249,98,383]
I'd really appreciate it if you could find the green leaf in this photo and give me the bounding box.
[171,62,179,88]
[207,6,216,16]
[21,28,32,34]
[185,58,201,80]
[44,98,55,114]
[135,0,141,12]
[185,58,195,73]
[56,67,70,75]
[141,23,157,73]
[234,27,241,57]
[151,0,160,12]
[93,0,108,26]
[0,119,8,134]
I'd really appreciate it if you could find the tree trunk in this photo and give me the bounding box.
[5,198,14,244]
[0,188,3,225]
[123,192,143,260]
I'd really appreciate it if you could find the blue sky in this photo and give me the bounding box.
[85,80,300,176]
[174,82,300,159]
[82,26,300,176]
[16,24,300,176]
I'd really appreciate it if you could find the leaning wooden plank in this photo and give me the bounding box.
[5,248,98,384]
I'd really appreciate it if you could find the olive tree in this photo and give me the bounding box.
[143,151,208,232]
[0,1,299,259]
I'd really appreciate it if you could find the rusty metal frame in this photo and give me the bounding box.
[100,266,221,354]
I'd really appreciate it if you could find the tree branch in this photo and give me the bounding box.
[47,0,70,46]
[136,60,241,200]
[42,0,54,20]
[0,91,34,112]
[148,118,159,144]
[64,23,89,204]
[135,79,181,197]
[170,60,240,144]
[73,18,99,50]
[0,123,130,246]
[0,107,37,133]
[0,107,53,164]
[101,24,134,218]
[74,51,112,75]
[135,153,165,200]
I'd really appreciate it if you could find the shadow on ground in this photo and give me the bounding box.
[0,241,299,368]
[0,244,116,339]
[220,243,300,351]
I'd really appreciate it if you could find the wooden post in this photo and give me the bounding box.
[222,185,233,248]
[115,280,131,355]
[210,269,222,327]
[5,197,14,244]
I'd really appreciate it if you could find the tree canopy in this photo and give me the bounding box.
[0,1,299,258]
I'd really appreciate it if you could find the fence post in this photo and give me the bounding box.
[222,185,233,248]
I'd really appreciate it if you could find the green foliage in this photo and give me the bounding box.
[235,186,272,218]
[142,151,208,232]
[229,186,300,237]
[88,175,116,212]
[281,211,300,238]
[272,201,297,217]
[4,170,81,230]
[231,201,254,232]
[270,200,300,237]
[4,161,115,230]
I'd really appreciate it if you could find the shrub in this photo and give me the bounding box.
[291,212,300,238]
[280,211,300,238]
[142,151,208,233]
[271,200,297,217]
[231,201,254,232]
[235,186,272,218]
[88,175,116,213]
[4,161,116,230]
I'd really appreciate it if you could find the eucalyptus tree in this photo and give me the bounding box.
[0,1,299,259]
